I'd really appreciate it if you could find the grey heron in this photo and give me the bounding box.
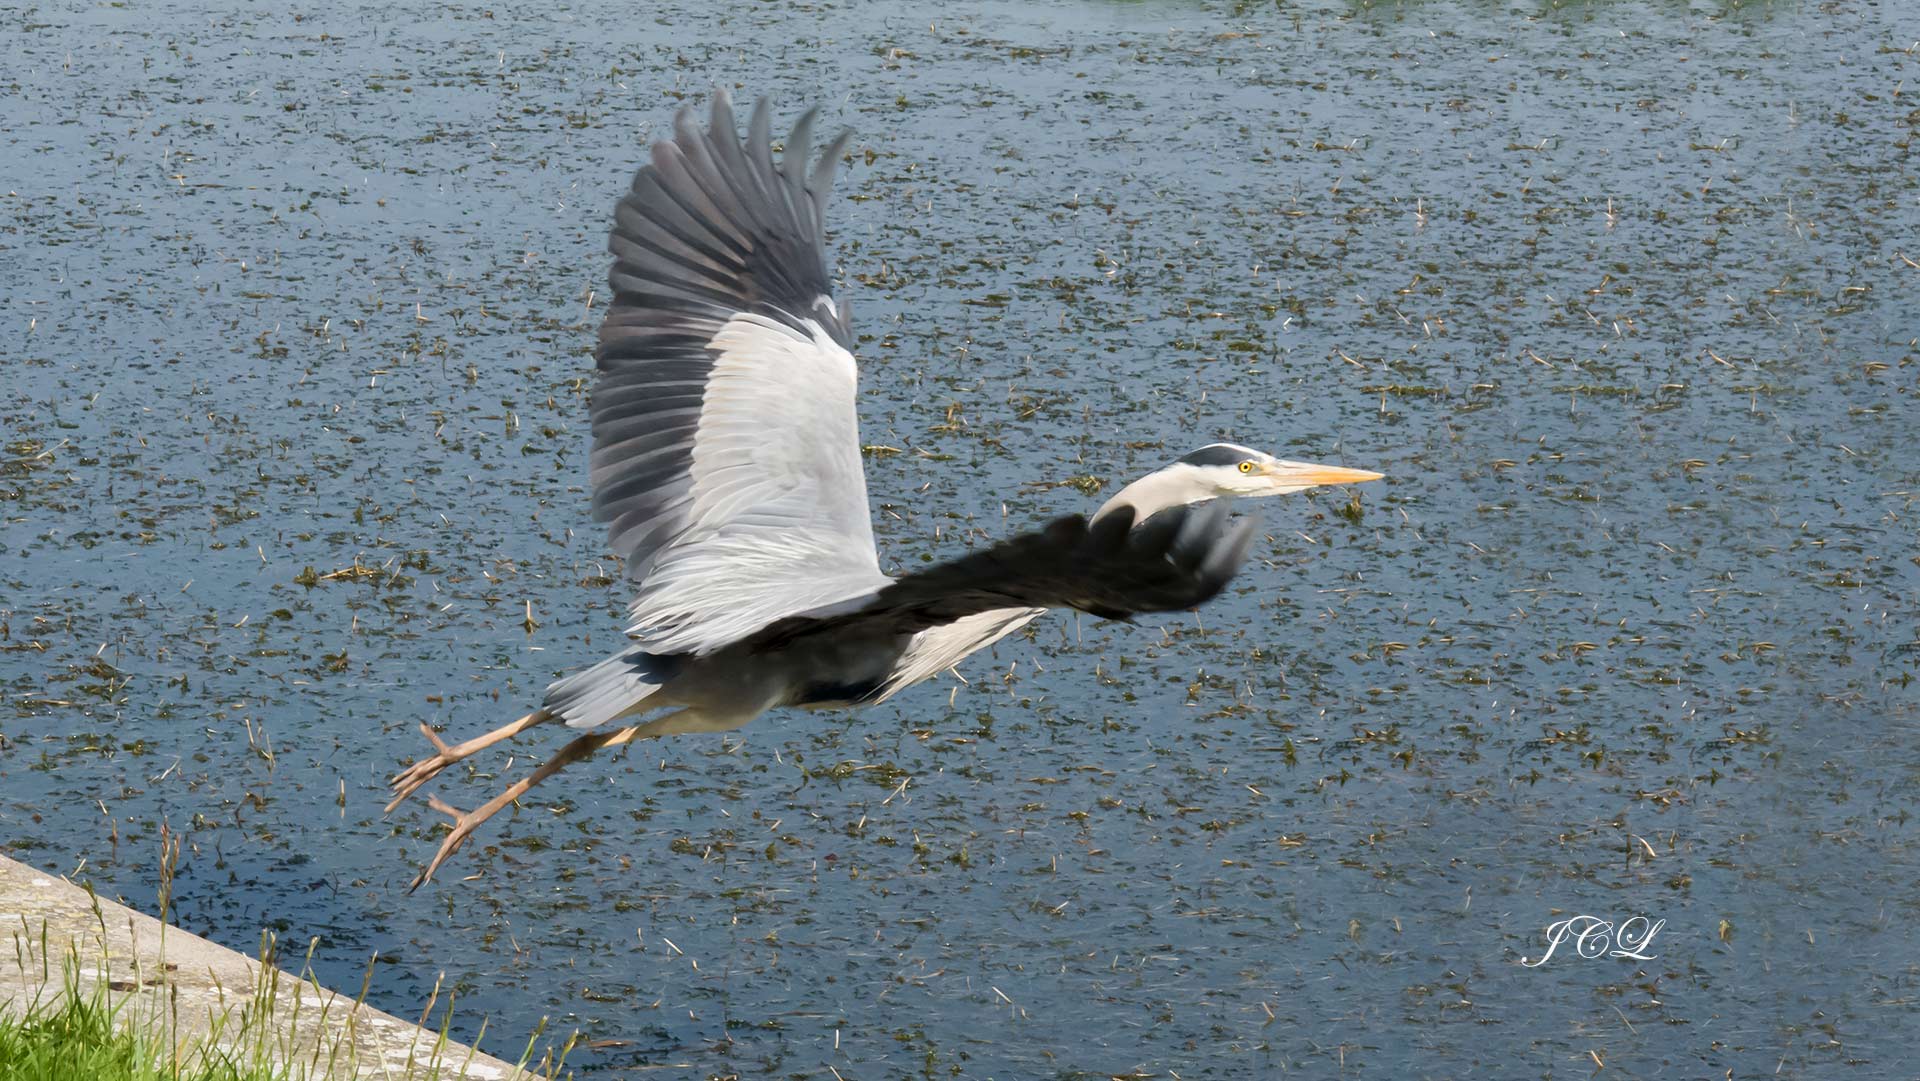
[389,92,1381,889]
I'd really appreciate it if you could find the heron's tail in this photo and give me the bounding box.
[541,648,681,731]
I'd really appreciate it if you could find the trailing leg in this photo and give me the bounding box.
[402,707,749,890]
[386,708,552,812]
[404,723,652,891]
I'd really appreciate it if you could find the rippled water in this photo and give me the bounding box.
[4,0,1917,1076]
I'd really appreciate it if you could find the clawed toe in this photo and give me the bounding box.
[386,711,551,817]
[395,714,602,892]
[408,802,481,893]
[385,724,462,813]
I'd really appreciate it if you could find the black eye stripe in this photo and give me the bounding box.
[1178,445,1252,468]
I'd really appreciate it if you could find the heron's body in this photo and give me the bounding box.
[388,92,1381,889]
[548,618,933,732]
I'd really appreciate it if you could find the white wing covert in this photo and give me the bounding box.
[591,92,886,655]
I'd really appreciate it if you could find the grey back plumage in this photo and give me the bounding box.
[592,91,884,655]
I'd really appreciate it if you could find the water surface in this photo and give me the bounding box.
[3,0,1917,1076]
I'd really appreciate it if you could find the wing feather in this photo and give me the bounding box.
[739,502,1258,657]
[867,607,1048,704]
[589,91,878,655]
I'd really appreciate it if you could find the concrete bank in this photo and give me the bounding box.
[0,853,530,1080]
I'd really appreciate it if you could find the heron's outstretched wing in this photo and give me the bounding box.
[741,501,1257,658]
[592,91,886,655]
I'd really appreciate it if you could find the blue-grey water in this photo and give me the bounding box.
[4,0,1918,1076]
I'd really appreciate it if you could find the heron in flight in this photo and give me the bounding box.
[389,92,1381,889]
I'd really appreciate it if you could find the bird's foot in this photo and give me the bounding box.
[398,721,628,892]
[386,723,460,812]
[407,794,486,892]
[387,710,551,813]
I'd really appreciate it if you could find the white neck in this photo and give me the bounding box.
[1092,464,1212,524]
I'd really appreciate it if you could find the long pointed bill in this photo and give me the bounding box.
[1262,460,1384,492]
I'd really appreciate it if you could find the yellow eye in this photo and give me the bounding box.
[1238,461,1254,474]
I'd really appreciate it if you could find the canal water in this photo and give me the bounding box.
[3,0,1916,1075]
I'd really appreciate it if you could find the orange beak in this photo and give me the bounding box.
[1262,460,1385,488]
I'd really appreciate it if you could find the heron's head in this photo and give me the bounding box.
[1093,442,1383,522]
